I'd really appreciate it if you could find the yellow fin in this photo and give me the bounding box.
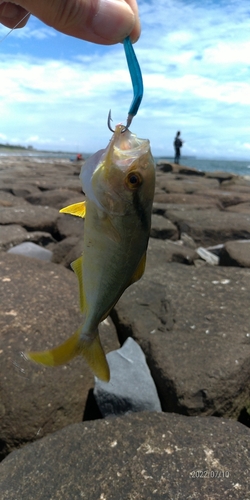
[71,256,84,313]
[25,329,110,382]
[129,252,147,285]
[60,201,86,218]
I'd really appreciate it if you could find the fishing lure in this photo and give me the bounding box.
[108,36,144,132]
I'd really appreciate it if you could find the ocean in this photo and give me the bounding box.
[155,157,250,178]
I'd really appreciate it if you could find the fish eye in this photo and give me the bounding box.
[126,172,142,190]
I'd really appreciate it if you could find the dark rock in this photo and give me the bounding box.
[0,225,28,250]
[164,207,250,246]
[1,412,249,499]
[7,242,53,261]
[0,225,56,252]
[221,177,250,193]
[205,171,235,182]
[0,253,119,459]
[147,237,197,265]
[0,191,30,207]
[220,240,250,267]
[26,189,85,210]
[111,256,250,420]
[158,175,219,194]
[0,205,59,233]
[225,201,250,213]
[156,160,173,172]
[150,214,178,240]
[94,337,162,417]
[56,213,84,239]
[153,191,220,207]
[204,189,250,208]
[51,236,81,265]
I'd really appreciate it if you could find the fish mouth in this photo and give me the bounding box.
[104,125,150,174]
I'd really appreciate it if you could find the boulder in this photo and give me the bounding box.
[147,237,197,265]
[0,253,119,460]
[25,189,85,209]
[111,253,250,420]
[225,201,250,214]
[150,214,178,240]
[1,412,249,499]
[164,207,250,246]
[0,205,59,233]
[153,194,219,208]
[94,337,162,417]
[0,225,28,251]
[0,191,30,207]
[220,240,250,267]
[7,242,53,261]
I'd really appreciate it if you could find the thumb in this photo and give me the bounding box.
[0,0,140,44]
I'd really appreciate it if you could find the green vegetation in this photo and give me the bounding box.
[0,143,34,151]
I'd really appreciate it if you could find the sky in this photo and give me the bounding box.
[1,0,250,159]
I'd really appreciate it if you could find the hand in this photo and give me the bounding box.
[0,0,140,44]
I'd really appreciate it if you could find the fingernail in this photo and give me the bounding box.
[1,3,19,19]
[92,0,135,42]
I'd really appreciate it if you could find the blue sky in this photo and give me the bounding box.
[1,0,250,159]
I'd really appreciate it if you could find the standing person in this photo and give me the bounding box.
[174,131,183,164]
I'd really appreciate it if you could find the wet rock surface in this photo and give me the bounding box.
[1,412,249,499]
[1,156,250,495]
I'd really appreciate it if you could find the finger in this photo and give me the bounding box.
[0,3,30,29]
[9,0,140,45]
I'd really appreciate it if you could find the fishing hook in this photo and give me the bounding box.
[107,36,143,133]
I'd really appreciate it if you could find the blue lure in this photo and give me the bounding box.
[108,36,144,131]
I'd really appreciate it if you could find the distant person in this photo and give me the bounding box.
[174,131,183,164]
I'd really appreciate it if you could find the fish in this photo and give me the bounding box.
[25,125,155,381]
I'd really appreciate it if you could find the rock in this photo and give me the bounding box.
[225,201,250,213]
[164,207,250,246]
[153,191,221,207]
[180,232,197,249]
[1,412,249,499]
[147,237,197,265]
[150,214,178,240]
[196,247,219,265]
[0,225,28,250]
[26,189,85,210]
[158,175,219,194]
[0,253,119,459]
[56,213,84,238]
[7,242,53,261]
[0,205,59,233]
[51,236,81,265]
[156,160,173,172]
[94,337,162,417]
[205,171,235,182]
[0,225,56,252]
[111,256,250,420]
[220,240,250,267]
[0,191,30,207]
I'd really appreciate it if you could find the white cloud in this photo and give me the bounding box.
[1,0,250,158]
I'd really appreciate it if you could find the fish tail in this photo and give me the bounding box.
[25,327,110,382]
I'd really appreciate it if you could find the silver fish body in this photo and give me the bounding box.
[26,125,155,381]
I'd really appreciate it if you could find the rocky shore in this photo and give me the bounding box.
[1,156,250,498]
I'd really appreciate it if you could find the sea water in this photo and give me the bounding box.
[156,157,250,178]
